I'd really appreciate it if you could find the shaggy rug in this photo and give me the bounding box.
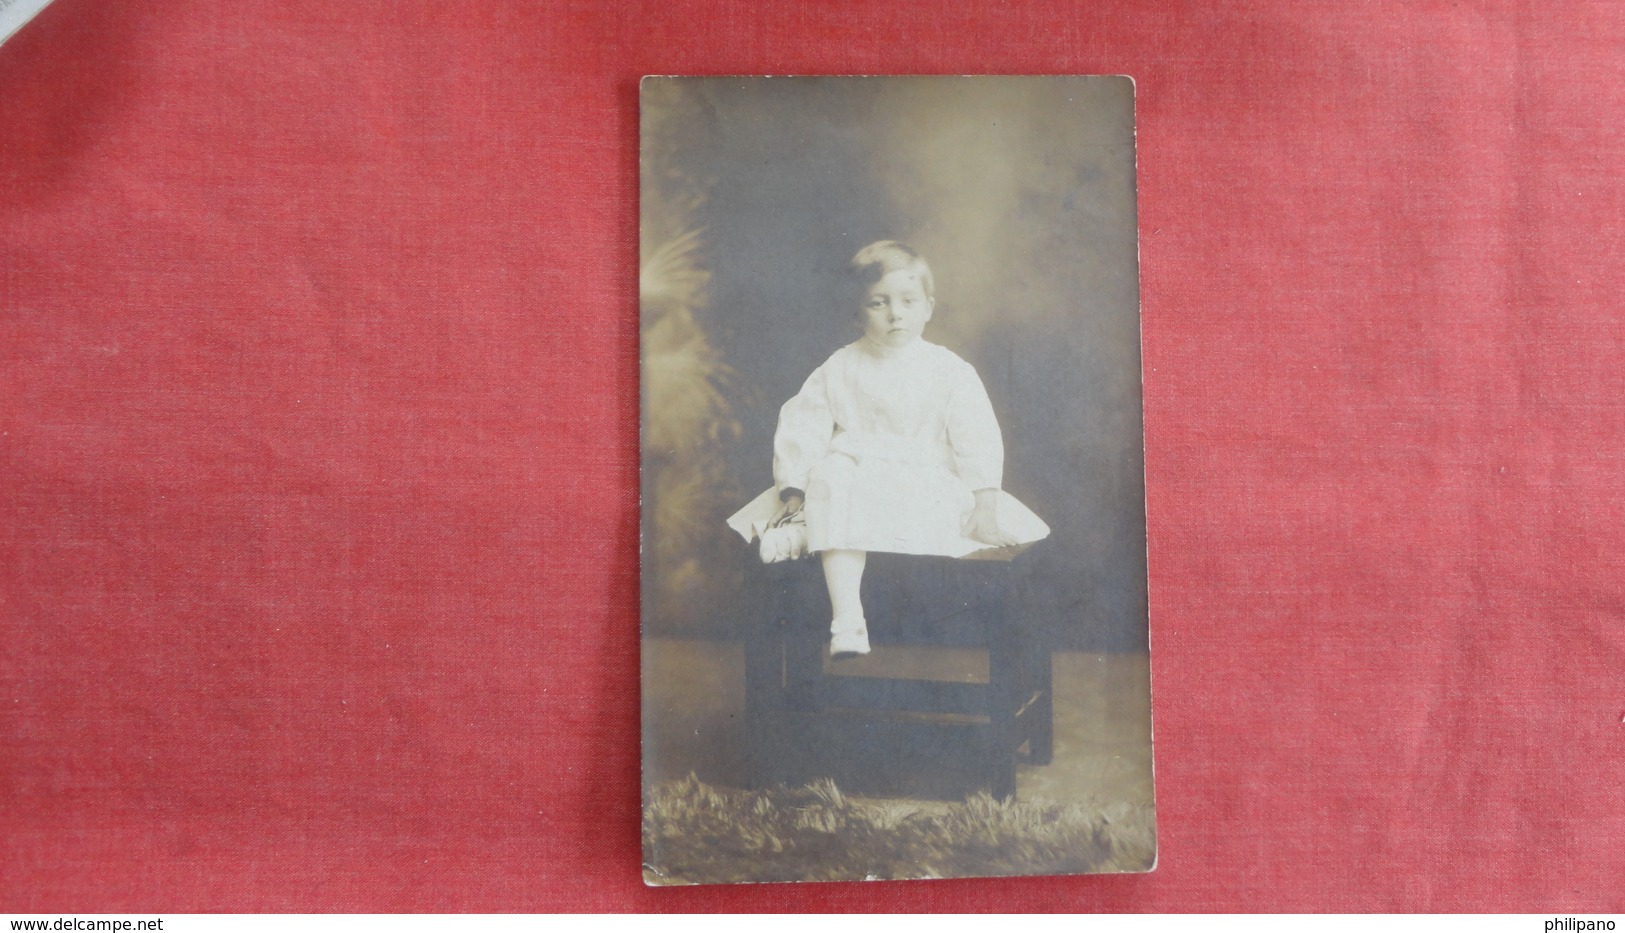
[643,775,1155,885]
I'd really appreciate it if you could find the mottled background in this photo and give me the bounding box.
[642,77,1146,650]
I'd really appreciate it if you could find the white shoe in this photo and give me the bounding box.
[829,622,870,658]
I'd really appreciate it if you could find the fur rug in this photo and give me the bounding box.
[643,775,1155,885]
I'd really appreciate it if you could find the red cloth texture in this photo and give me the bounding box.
[3,0,1622,913]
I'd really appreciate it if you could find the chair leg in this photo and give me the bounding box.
[990,747,1018,802]
[743,613,786,788]
[781,560,827,711]
[1030,656,1054,766]
[1024,631,1054,766]
[984,573,1020,801]
[743,638,768,787]
[748,560,827,788]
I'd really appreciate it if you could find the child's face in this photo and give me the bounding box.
[859,268,934,349]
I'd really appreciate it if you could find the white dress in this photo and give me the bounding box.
[727,338,1049,558]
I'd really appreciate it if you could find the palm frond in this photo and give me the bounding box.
[640,227,711,315]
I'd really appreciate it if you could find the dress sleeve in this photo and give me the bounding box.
[946,362,1004,491]
[773,362,836,495]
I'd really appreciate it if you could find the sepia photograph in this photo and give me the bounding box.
[640,75,1153,885]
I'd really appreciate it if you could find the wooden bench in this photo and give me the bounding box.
[744,549,1052,800]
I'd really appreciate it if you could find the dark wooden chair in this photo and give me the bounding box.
[744,548,1052,800]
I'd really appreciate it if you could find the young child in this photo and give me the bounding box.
[727,241,1049,657]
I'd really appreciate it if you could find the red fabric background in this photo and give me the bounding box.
[3,0,1622,913]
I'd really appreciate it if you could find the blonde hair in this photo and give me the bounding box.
[846,240,935,304]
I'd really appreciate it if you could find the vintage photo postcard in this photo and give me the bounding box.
[640,76,1153,885]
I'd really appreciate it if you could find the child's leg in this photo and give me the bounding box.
[820,548,870,655]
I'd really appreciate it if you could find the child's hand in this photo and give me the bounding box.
[965,490,1020,547]
[771,493,805,528]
